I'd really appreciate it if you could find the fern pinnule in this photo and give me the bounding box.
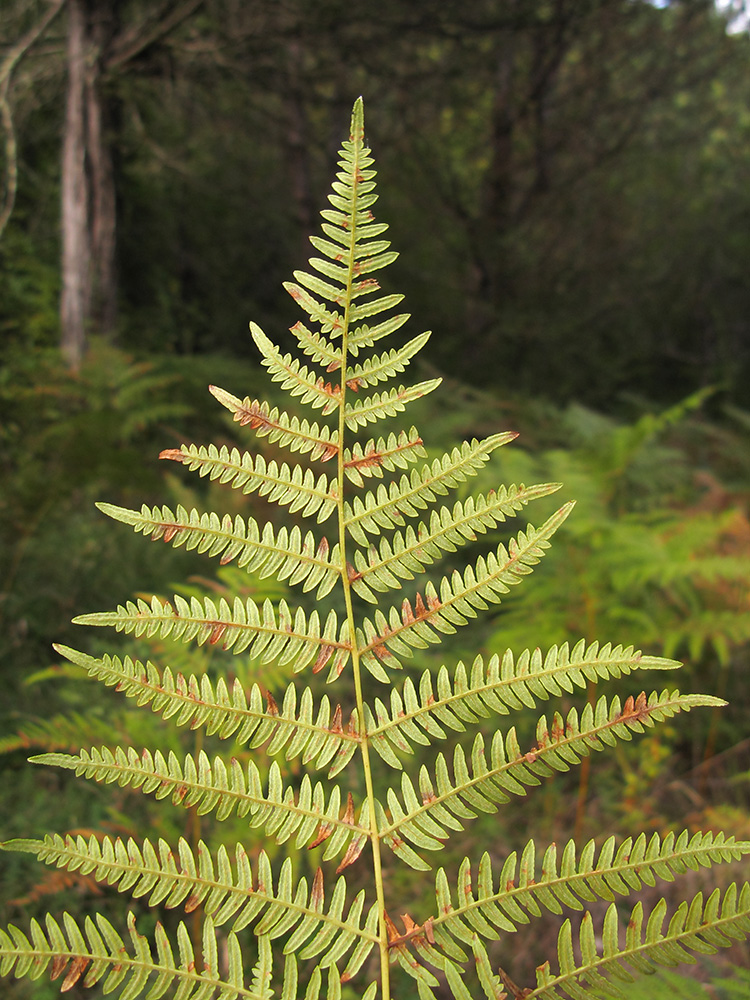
[98,502,340,597]
[363,640,681,766]
[377,691,721,867]
[52,645,358,774]
[7,836,379,976]
[3,96,750,1000]
[210,385,340,460]
[432,831,750,953]
[530,885,750,1000]
[160,443,338,522]
[29,748,369,863]
[72,594,350,676]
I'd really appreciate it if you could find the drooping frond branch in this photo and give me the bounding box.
[31,749,369,862]
[528,884,750,1000]
[364,641,680,767]
[159,444,338,522]
[251,322,346,414]
[431,831,750,957]
[97,502,341,598]
[6,836,379,979]
[349,482,563,602]
[72,595,351,676]
[357,503,575,677]
[343,435,518,545]
[0,910,264,999]
[378,691,723,867]
[289,319,344,368]
[54,645,359,776]
[209,385,339,461]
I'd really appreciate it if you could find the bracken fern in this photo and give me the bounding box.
[3,98,750,1000]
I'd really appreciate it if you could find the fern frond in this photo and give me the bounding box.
[343,380,442,430]
[347,313,410,353]
[289,319,343,368]
[431,831,750,954]
[349,483,562,602]
[31,749,369,861]
[97,503,341,598]
[72,595,350,676]
[54,646,359,776]
[343,434,518,545]
[0,910,263,998]
[343,428,425,486]
[5,836,379,976]
[529,884,750,1000]
[379,691,722,866]
[348,292,405,322]
[251,323,344,414]
[357,503,574,677]
[283,280,345,337]
[345,332,431,388]
[365,640,680,768]
[209,386,339,461]
[159,444,338,522]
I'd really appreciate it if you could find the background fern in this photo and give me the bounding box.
[2,98,750,999]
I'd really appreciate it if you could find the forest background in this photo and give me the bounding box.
[3,1,750,997]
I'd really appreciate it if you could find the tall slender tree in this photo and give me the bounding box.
[59,0,203,369]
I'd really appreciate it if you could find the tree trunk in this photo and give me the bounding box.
[60,0,90,370]
[60,0,120,369]
[86,8,117,338]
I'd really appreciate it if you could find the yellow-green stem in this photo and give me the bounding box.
[335,128,392,998]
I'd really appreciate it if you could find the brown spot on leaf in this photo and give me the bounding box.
[172,783,189,803]
[336,834,367,872]
[372,642,391,663]
[159,449,184,463]
[342,791,355,825]
[311,867,324,907]
[61,956,90,991]
[315,378,341,399]
[346,562,362,583]
[208,623,228,646]
[50,955,68,981]
[384,911,400,944]
[309,821,334,849]
[330,704,343,734]
[265,691,279,716]
[312,644,334,674]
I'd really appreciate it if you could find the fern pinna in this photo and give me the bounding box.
[3,98,750,1000]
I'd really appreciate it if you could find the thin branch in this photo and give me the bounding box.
[0,0,65,237]
[105,0,204,71]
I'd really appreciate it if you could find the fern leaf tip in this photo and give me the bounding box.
[0,839,41,854]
